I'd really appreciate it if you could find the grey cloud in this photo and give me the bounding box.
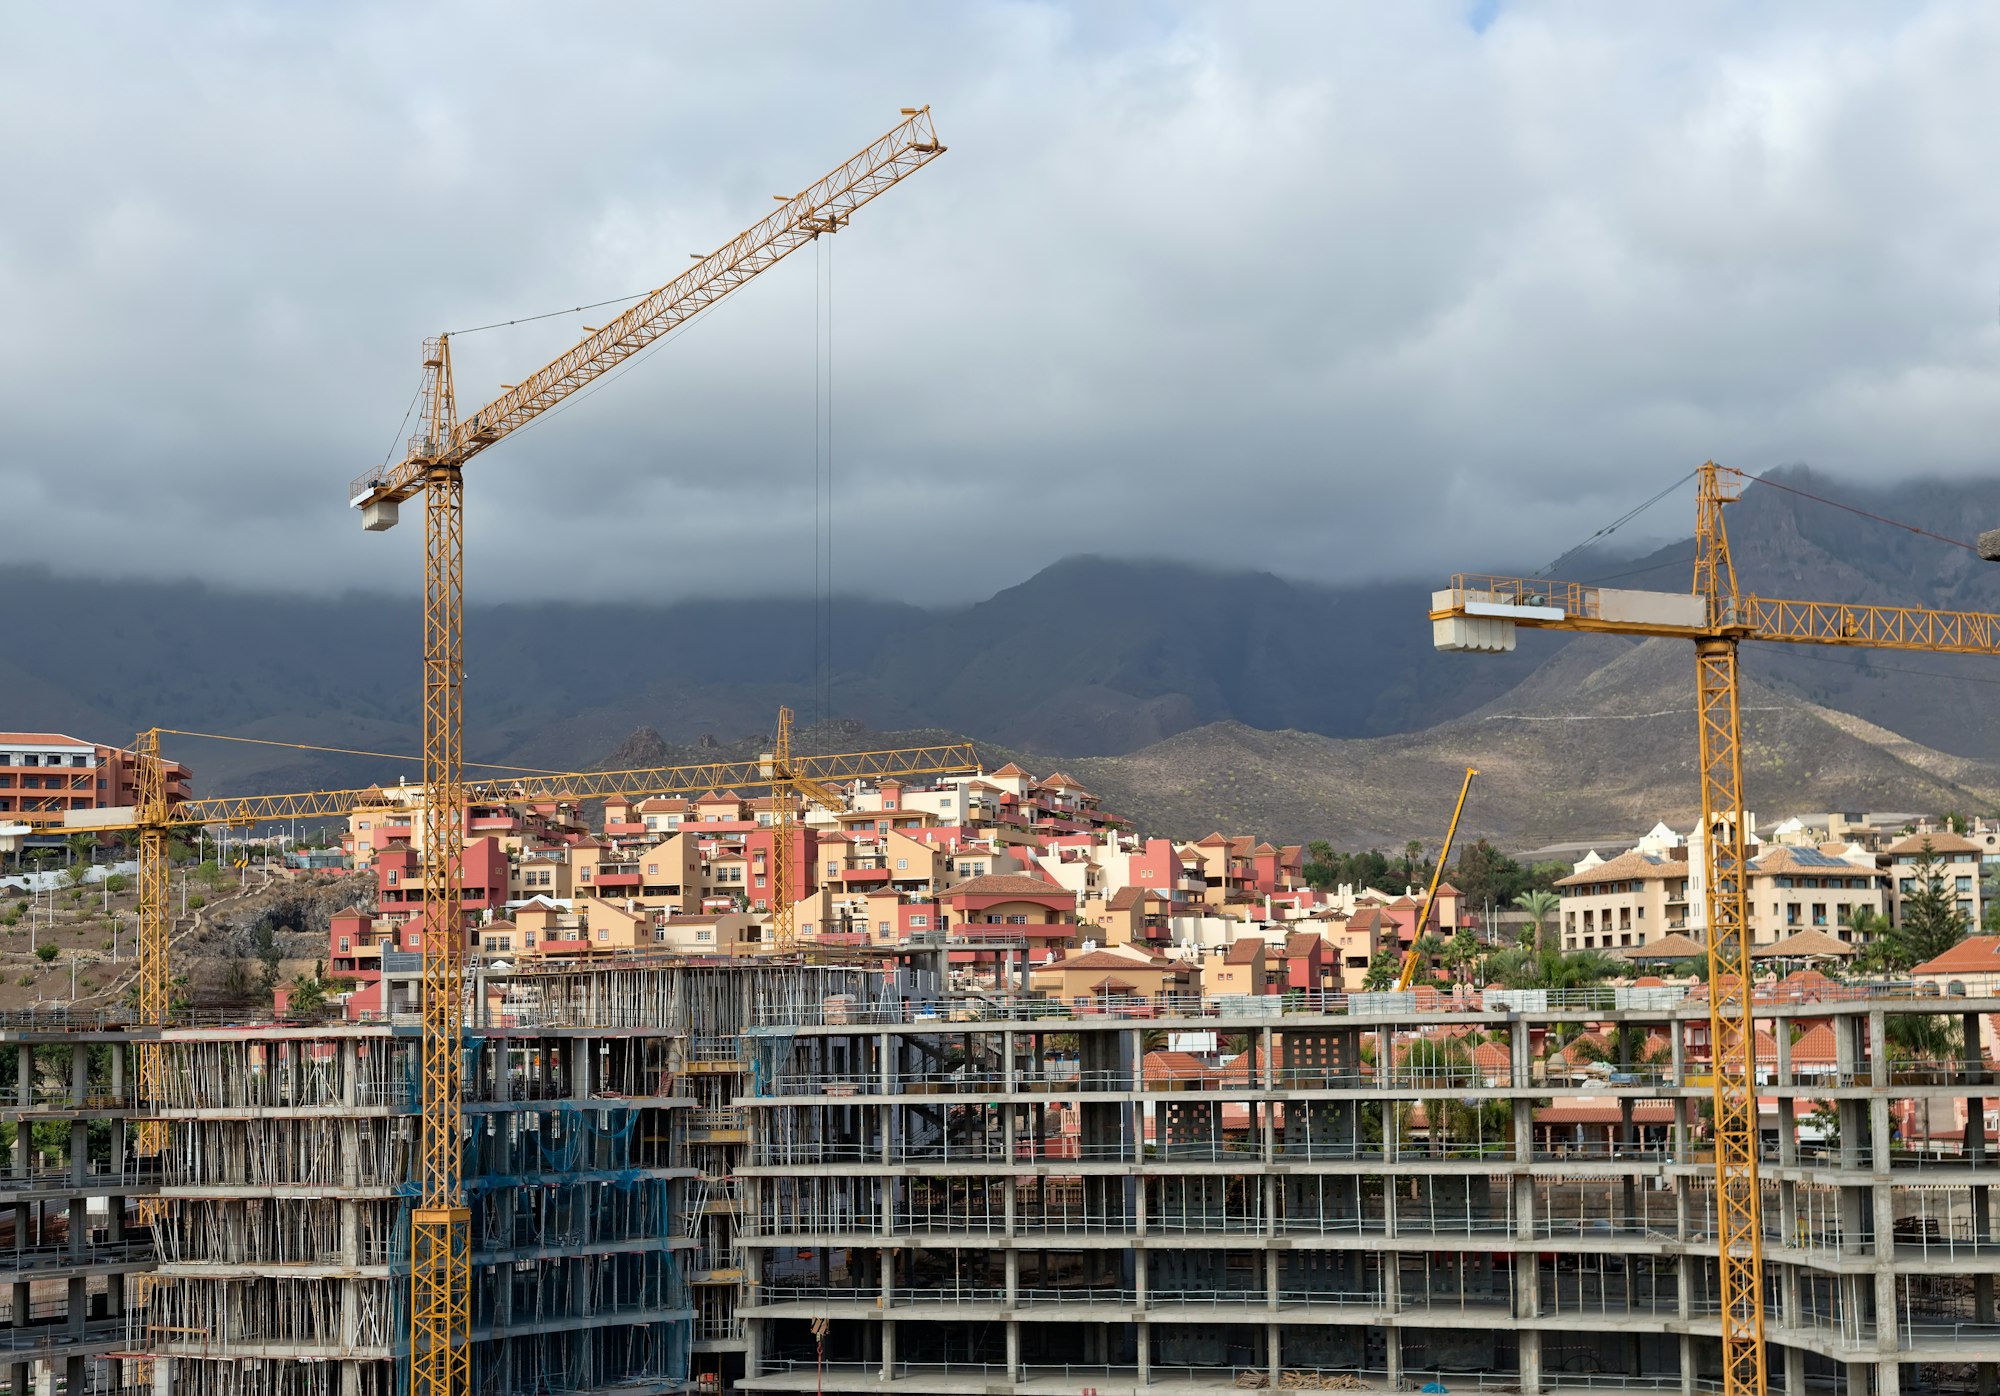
[3,1,1997,604]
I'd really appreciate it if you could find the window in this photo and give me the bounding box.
[695,929,712,942]
[387,871,399,885]
[826,862,839,876]
[755,876,766,889]
[878,921,891,934]
[1005,914,1028,925]
[910,915,928,928]
[1959,876,1975,894]
[338,937,351,952]
[896,858,908,871]
[596,929,608,941]
[645,817,659,831]
[755,899,767,911]
[646,863,658,875]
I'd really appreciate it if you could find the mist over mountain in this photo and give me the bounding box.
[9,471,2000,838]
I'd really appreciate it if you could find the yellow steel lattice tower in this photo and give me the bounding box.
[1690,466,1767,1396]
[342,109,945,1396]
[410,338,472,1396]
[763,706,885,952]
[768,708,799,952]
[1428,458,2000,1396]
[132,727,171,1157]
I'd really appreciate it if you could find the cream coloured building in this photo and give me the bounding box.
[1558,841,1887,952]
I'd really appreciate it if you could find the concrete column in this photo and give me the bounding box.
[17,1045,32,1109]
[1005,1319,1021,1381]
[1005,1248,1018,1307]
[1775,1018,1793,1088]
[1784,1341,1805,1395]
[880,1246,894,1309]
[1518,1326,1541,1396]
[69,1043,86,1106]
[1868,1010,1888,1088]
[879,1317,895,1380]
[878,1029,892,1095]
[1678,1335,1695,1396]
[1267,1320,1282,1386]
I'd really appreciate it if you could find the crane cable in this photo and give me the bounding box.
[1744,470,1976,553]
[147,728,581,776]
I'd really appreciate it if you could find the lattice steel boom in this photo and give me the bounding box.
[1429,460,2000,1396]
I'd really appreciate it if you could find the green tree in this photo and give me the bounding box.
[103,873,129,896]
[1483,944,1621,993]
[1395,1037,1510,1157]
[1942,812,1969,836]
[1859,842,1968,973]
[1403,840,1425,887]
[1886,1014,1962,1147]
[1445,928,1481,986]
[1514,889,1561,952]
[1361,948,1402,992]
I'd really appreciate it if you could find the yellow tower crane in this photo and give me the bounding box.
[761,706,961,952]
[344,111,944,1395]
[1431,459,2000,1396]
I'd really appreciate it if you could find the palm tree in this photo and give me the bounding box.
[1886,1014,1962,1150]
[1403,840,1425,888]
[1515,889,1561,952]
[1445,928,1481,987]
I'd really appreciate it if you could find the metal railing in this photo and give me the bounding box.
[753,975,2000,1027]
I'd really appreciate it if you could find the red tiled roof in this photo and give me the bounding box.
[1915,936,2000,976]
[1040,948,1175,973]
[948,873,1075,900]
[1226,937,1266,965]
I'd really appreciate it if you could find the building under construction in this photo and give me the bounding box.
[6,965,2000,1396]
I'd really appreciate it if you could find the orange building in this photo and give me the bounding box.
[0,732,191,832]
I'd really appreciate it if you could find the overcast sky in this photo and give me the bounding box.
[4,2,1997,605]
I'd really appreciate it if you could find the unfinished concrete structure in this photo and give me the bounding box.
[733,985,2000,1396]
[1,1015,148,1396]
[139,965,698,1396]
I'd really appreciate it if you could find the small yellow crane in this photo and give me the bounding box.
[1395,766,1477,992]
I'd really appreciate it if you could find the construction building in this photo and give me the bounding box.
[1,1017,149,1396]
[137,963,699,1396]
[0,733,191,837]
[730,978,2000,1396]
[7,962,2000,1395]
